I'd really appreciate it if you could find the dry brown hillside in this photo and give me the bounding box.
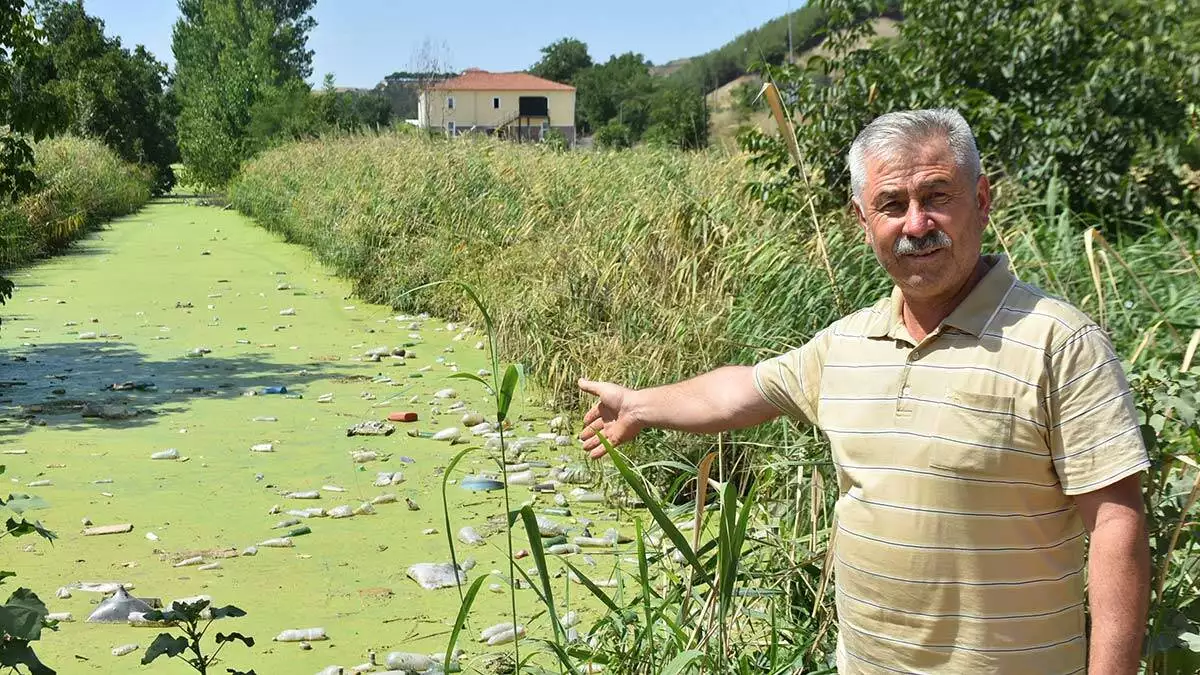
[707,18,900,152]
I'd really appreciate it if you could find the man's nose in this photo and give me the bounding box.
[903,200,936,237]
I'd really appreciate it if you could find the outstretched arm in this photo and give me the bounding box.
[577,366,782,458]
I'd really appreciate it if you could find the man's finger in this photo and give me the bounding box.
[579,424,596,441]
[578,378,602,397]
[582,403,601,426]
[588,446,608,460]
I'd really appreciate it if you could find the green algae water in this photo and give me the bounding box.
[0,200,616,673]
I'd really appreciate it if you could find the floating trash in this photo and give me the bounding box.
[86,586,153,623]
[151,449,179,460]
[112,643,139,657]
[352,450,379,464]
[387,411,418,422]
[328,505,354,519]
[373,471,404,487]
[371,494,397,505]
[26,479,51,487]
[548,543,581,555]
[457,526,486,546]
[407,562,467,590]
[431,427,461,442]
[261,386,288,395]
[174,556,204,568]
[47,612,72,622]
[536,516,566,537]
[460,476,504,492]
[385,652,435,671]
[285,491,320,500]
[258,537,293,548]
[347,421,394,437]
[433,388,457,399]
[250,443,274,453]
[481,623,526,646]
[274,627,327,642]
[461,412,485,427]
[506,470,535,486]
[279,308,296,316]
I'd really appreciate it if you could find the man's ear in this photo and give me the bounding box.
[851,199,869,244]
[976,173,992,225]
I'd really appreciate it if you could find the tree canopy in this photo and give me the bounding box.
[529,37,592,85]
[172,0,317,188]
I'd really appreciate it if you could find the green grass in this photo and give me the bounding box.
[0,135,154,270]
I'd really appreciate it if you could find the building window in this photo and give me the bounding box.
[447,96,455,110]
[447,122,456,136]
[493,97,501,109]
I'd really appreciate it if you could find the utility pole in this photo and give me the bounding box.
[787,0,794,63]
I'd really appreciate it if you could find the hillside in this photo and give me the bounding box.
[705,17,901,151]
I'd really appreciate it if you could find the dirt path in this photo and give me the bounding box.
[0,199,608,673]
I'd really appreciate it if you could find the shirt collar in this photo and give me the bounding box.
[865,254,1016,340]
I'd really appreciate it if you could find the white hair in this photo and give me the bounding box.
[848,108,981,206]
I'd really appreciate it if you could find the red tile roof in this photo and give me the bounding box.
[430,69,575,92]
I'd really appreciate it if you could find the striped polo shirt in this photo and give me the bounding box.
[753,254,1149,674]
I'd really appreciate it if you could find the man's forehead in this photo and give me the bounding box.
[864,142,961,195]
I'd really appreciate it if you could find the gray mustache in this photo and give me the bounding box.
[895,231,952,256]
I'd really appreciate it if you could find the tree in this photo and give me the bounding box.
[172,0,317,188]
[26,1,179,194]
[643,81,709,150]
[573,52,656,137]
[529,37,592,85]
[743,0,1200,218]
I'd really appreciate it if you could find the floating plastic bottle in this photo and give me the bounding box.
[371,493,398,505]
[258,537,294,548]
[250,443,274,453]
[151,449,179,460]
[548,543,581,555]
[431,427,461,442]
[273,627,327,642]
[353,502,375,516]
[327,505,354,519]
[460,412,484,427]
[111,643,139,657]
[457,526,485,546]
[285,490,320,500]
[506,470,535,486]
[484,624,526,646]
[174,556,204,568]
[561,611,580,628]
[535,515,566,537]
[385,652,435,671]
[261,386,287,395]
[433,388,457,399]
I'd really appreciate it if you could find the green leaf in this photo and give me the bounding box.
[209,605,246,619]
[0,571,14,585]
[215,631,255,647]
[0,588,49,641]
[443,575,487,672]
[602,435,712,586]
[497,364,520,422]
[441,445,478,605]
[560,559,623,616]
[0,639,56,675]
[446,372,491,389]
[518,506,571,660]
[660,650,704,675]
[141,633,189,664]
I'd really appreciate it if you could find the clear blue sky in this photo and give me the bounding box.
[80,0,798,89]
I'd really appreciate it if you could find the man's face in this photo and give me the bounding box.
[853,136,991,301]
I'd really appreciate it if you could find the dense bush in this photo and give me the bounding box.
[0,136,153,269]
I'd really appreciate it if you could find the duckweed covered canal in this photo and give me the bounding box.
[0,200,621,673]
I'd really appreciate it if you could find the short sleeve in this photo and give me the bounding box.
[1047,325,1149,495]
[752,329,831,427]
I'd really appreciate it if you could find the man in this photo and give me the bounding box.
[577,109,1150,674]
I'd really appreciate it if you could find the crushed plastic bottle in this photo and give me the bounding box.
[407,562,468,590]
[385,652,435,671]
[457,526,485,546]
[273,627,327,642]
[151,448,179,460]
[111,643,139,657]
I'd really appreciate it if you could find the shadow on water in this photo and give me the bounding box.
[0,339,360,438]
